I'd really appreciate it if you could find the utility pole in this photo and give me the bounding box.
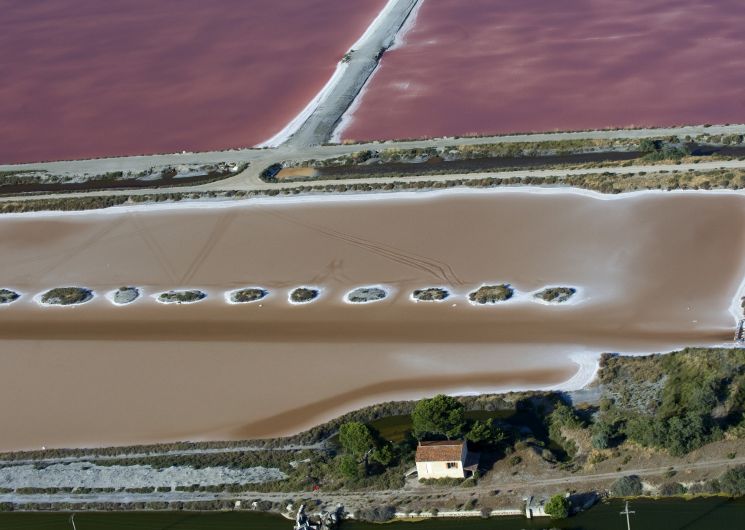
[69,513,77,530]
[620,501,635,530]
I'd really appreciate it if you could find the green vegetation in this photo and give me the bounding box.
[598,348,745,456]
[230,288,268,303]
[157,290,206,304]
[544,494,570,519]
[40,287,93,306]
[3,165,745,216]
[337,421,396,478]
[412,287,450,301]
[312,138,641,169]
[412,394,466,440]
[611,476,643,497]
[290,287,319,303]
[468,284,514,304]
[535,286,576,303]
[720,466,745,496]
[0,289,20,304]
[3,349,744,507]
[639,139,689,161]
[466,419,506,446]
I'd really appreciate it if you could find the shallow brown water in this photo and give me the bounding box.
[341,0,745,141]
[0,191,743,451]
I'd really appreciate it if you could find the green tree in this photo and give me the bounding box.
[371,444,395,467]
[544,494,570,519]
[337,455,363,480]
[339,422,376,458]
[412,394,466,439]
[339,422,377,474]
[466,419,506,446]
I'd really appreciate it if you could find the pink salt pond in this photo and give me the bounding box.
[0,0,385,164]
[339,0,745,141]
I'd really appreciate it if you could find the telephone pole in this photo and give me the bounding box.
[620,501,635,530]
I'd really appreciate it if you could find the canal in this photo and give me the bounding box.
[1,498,743,529]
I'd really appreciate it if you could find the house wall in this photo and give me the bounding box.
[416,459,465,479]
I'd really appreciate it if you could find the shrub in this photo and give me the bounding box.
[720,466,745,496]
[611,476,643,497]
[658,482,685,496]
[544,494,570,519]
[356,505,396,522]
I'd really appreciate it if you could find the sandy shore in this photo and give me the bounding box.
[5,184,745,220]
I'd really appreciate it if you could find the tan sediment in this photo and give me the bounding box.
[0,190,743,450]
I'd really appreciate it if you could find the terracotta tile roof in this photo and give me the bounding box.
[415,440,465,462]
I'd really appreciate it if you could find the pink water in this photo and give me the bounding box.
[0,0,385,164]
[341,0,745,141]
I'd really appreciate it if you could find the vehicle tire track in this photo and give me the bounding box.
[33,221,121,280]
[180,211,236,285]
[267,210,463,285]
[130,213,179,284]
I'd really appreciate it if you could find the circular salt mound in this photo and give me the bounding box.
[230,288,268,303]
[113,287,140,305]
[534,286,576,303]
[468,284,514,304]
[412,287,449,301]
[290,287,320,304]
[40,287,94,306]
[347,287,387,303]
[158,290,206,304]
[0,288,20,305]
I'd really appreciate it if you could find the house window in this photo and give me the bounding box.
[446,462,458,469]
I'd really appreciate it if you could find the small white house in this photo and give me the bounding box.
[415,440,468,480]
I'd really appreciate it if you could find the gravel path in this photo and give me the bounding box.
[0,462,285,490]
